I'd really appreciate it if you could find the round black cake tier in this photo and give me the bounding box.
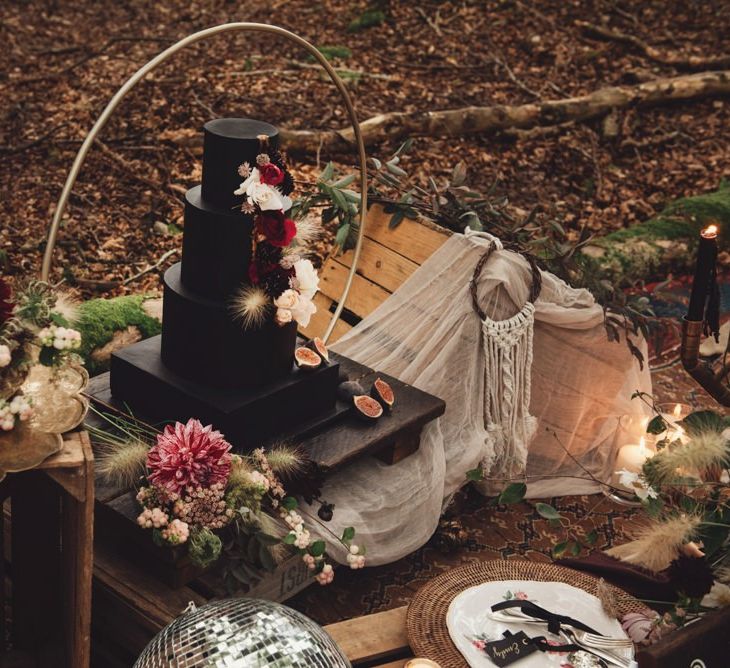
[161,263,297,389]
[181,185,254,300]
[201,118,279,211]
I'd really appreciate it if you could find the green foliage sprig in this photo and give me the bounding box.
[296,142,665,364]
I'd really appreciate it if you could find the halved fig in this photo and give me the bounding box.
[353,395,383,421]
[308,336,330,364]
[294,346,321,370]
[371,377,395,410]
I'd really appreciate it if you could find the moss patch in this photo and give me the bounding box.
[76,295,161,375]
[602,181,730,246]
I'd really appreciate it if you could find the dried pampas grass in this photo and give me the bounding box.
[95,440,149,489]
[53,291,81,325]
[265,442,306,478]
[651,431,729,483]
[596,578,619,618]
[230,285,270,330]
[290,216,323,252]
[605,515,701,572]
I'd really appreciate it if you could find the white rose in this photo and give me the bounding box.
[233,167,260,196]
[0,344,11,368]
[293,259,320,300]
[274,289,299,310]
[290,294,317,328]
[275,308,293,326]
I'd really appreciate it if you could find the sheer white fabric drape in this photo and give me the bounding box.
[304,232,651,565]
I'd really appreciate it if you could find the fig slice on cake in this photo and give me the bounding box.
[294,346,321,370]
[307,336,330,364]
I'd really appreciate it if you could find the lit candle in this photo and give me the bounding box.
[686,224,719,323]
[404,660,441,668]
[659,403,690,444]
[613,437,655,490]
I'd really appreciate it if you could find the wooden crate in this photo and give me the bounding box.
[91,538,411,667]
[2,431,94,668]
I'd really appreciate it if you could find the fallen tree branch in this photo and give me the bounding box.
[279,70,730,152]
[576,21,730,70]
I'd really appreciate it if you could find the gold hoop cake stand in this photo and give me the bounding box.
[40,22,369,344]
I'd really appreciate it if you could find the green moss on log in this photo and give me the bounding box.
[582,182,730,285]
[603,181,730,245]
[76,295,161,375]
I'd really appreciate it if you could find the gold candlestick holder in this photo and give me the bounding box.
[680,317,730,406]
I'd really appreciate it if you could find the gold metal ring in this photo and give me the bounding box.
[40,22,368,343]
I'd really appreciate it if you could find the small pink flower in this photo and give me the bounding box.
[472,640,485,650]
[514,591,529,600]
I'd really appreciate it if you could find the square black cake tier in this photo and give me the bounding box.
[110,335,343,450]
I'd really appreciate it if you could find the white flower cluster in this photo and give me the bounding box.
[616,468,658,501]
[346,544,366,569]
[137,507,169,529]
[0,344,11,368]
[283,509,311,549]
[38,325,82,351]
[234,167,292,212]
[273,259,319,328]
[0,395,32,431]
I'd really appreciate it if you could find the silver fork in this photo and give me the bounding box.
[562,628,633,668]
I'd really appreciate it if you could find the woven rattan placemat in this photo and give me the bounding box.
[406,559,645,668]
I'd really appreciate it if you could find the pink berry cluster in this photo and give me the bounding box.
[161,519,190,545]
[172,483,234,530]
[315,563,334,585]
[137,507,169,529]
[346,544,366,569]
[0,394,32,431]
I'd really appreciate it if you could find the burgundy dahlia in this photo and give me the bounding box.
[147,419,232,495]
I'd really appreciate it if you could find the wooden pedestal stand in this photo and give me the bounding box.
[1,431,94,668]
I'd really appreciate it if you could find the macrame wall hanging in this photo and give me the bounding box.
[470,238,543,478]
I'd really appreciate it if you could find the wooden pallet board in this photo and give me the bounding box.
[300,205,451,342]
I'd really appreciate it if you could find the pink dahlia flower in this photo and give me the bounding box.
[147,419,232,495]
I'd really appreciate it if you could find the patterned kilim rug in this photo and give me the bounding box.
[288,276,730,625]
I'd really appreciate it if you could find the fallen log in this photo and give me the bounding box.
[278,70,730,152]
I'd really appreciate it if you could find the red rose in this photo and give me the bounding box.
[256,211,297,248]
[259,163,284,186]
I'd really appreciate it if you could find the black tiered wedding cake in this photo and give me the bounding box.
[110,118,342,448]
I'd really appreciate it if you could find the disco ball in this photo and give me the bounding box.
[134,598,351,667]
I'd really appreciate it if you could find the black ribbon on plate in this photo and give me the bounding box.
[491,599,603,637]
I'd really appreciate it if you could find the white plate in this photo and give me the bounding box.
[446,580,633,667]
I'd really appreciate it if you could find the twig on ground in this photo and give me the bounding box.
[122,248,178,286]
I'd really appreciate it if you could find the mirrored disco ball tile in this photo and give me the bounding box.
[134,598,351,667]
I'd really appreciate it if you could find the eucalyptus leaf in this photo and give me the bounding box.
[535,502,562,521]
[335,223,351,248]
[333,174,356,188]
[497,482,527,505]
